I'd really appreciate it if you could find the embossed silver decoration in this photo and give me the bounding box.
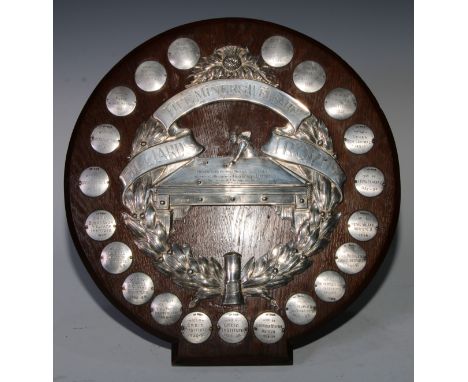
[324,88,357,120]
[217,312,248,344]
[168,37,200,70]
[106,86,136,116]
[285,293,317,325]
[354,167,385,197]
[135,61,167,92]
[79,167,109,197]
[150,293,182,325]
[122,272,154,305]
[261,36,294,67]
[253,312,285,344]
[90,124,120,154]
[335,243,367,274]
[85,210,116,241]
[314,271,346,302]
[181,312,212,344]
[100,242,132,274]
[293,61,326,93]
[120,72,345,308]
[348,210,379,241]
[188,46,277,87]
[344,124,374,154]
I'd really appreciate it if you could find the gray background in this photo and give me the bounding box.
[54,0,413,381]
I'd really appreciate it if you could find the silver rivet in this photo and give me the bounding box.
[106,86,136,116]
[335,243,367,274]
[293,61,326,93]
[135,61,167,92]
[79,167,109,197]
[354,167,385,197]
[168,38,200,70]
[100,242,132,274]
[324,88,357,120]
[344,124,374,154]
[314,271,346,302]
[261,36,294,67]
[90,124,120,154]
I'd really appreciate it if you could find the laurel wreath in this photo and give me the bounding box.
[121,114,341,308]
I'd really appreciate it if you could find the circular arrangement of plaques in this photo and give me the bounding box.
[65,19,400,366]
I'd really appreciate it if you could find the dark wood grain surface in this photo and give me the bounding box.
[65,18,400,365]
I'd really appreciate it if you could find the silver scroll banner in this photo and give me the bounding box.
[120,134,203,188]
[262,133,346,190]
[153,79,310,131]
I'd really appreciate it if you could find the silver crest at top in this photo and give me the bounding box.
[134,61,167,92]
[261,36,294,67]
[293,61,326,93]
[106,86,136,116]
[168,38,200,70]
[324,88,357,120]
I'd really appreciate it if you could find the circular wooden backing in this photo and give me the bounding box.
[65,18,400,365]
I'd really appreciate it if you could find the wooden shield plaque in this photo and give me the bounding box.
[65,18,400,365]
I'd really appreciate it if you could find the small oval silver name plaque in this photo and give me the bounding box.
[348,210,379,241]
[293,60,326,93]
[285,293,317,325]
[217,312,249,344]
[168,38,200,70]
[122,272,154,305]
[135,61,167,92]
[253,312,285,344]
[324,88,357,120]
[150,293,182,326]
[79,167,109,197]
[90,124,120,154]
[355,167,385,197]
[100,242,132,274]
[181,312,212,344]
[344,124,374,154]
[335,242,367,274]
[106,86,136,116]
[314,271,346,302]
[85,210,116,241]
[261,35,294,68]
